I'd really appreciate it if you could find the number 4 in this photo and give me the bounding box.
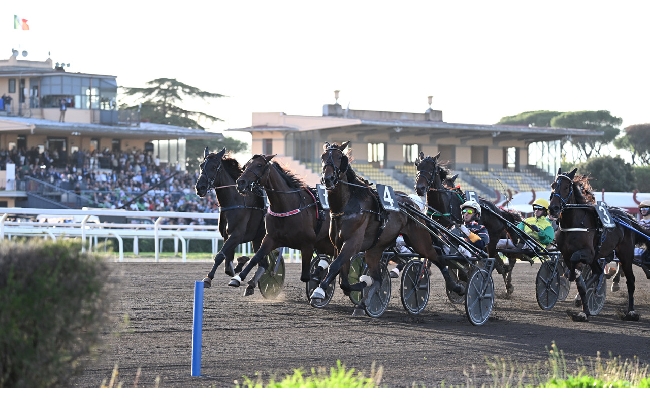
[383,187,394,208]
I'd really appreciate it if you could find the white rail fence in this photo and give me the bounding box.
[0,208,302,263]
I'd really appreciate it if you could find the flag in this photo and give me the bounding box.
[13,15,29,30]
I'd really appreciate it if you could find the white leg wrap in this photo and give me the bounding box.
[318,260,329,269]
[231,275,242,283]
[359,274,374,286]
[311,287,325,299]
[391,267,400,275]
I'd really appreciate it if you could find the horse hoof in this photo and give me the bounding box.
[244,286,255,296]
[310,287,325,300]
[611,282,620,292]
[224,266,235,278]
[203,277,212,289]
[228,275,242,288]
[389,267,400,279]
[300,274,311,283]
[573,294,582,308]
[621,311,640,321]
[447,282,466,296]
[566,310,589,322]
[506,284,514,295]
[351,306,366,317]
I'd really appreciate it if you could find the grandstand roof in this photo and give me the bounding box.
[0,116,223,140]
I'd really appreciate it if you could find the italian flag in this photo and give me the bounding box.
[14,15,29,30]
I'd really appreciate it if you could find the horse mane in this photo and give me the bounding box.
[270,160,307,188]
[572,174,596,204]
[207,153,243,181]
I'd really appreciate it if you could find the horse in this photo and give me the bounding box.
[231,154,336,295]
[413,151,523,295]
[312,141,466,316]
[549,167,647,322]
[194,147,269,288]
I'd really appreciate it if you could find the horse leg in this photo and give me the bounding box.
[311,238,362,302]
[228,237,277,290]
[611,267,621,292]
[570,268,590,322]
[352,249,383,317]
[203,236,239,288]
[299,245,315,283]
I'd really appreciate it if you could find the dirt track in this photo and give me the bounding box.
[70,259,650,388]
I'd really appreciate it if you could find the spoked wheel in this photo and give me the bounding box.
[445,260,468,304]
[364,260,391,318]
[347,253,365,305]
[465,266,495,326]
[558,258,571,302]
[258,249,285,299]
[306,255,335,308]
[536,259,562,311]
[583,267,606,316]
[400,259,430,315]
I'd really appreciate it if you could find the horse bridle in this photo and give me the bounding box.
[415,157,444,193]
[551,174,574,212]
[199,155,223,191]
[242,155,273,190]
[321,146,349,188]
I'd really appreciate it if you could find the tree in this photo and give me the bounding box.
[120,78,225,129]
[575,156,636,192]
[185,137,249,172]
[550,110,622,161]
[613,124,650,166]
[497,110,562,127]
[119,78,248,170]
[633,166,650,192]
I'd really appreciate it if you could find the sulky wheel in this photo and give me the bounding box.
[445,260,468,304]
[258,249,285,299]
[583,267,607,316]
[536,259,562,311]
[347,253,366,305]
[306,254,335,308]
[400,259,430,315]
[465,265,495,326]
[364,259,392,318]
[557,257,571,302]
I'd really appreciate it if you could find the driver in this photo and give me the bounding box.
[457,200,489,251]
[517,198,554,247]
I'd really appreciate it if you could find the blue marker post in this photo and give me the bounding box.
[191,280,204,377]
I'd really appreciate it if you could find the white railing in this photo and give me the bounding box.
[0,208,302,263]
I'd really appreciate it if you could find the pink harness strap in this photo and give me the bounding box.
[267,188,319,219]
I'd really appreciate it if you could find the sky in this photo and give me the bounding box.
[4,1,650,156]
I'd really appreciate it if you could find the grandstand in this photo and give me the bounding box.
[302,161,554,203]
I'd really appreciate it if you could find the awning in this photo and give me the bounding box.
[0,119,34,132]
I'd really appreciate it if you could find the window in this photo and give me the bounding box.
[368,142,384,167]
[263,139,272,155]
[112,139,121,153]
[403,144,419,164]
[8,79,15,93]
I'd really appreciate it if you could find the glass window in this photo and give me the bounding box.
[368,142,384,163]
[8,79,16,93]
[403,144,419,164]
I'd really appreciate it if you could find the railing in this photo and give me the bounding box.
[22,176,96,208]
[0,207,302,263]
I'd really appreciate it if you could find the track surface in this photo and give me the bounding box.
[71,260,650,388]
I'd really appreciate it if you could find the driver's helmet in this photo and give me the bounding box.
[460,200,481,217]
[532,198,550,210]
[640,199,650,212]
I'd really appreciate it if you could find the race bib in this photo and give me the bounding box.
[377,184,399,211]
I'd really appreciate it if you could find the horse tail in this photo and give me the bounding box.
[219,214,228,240]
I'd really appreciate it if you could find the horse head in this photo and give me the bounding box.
[237,154,275,194]
[321,141,350,189]
[414,152,443,196]
[195,147,226,197]
[548,167,577,218]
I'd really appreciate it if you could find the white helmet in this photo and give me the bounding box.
[460,200,481,217]
[408,194,426,212]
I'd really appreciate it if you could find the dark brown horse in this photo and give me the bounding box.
[231,154,336,294]
[413,152,522,294]
[313,141,465,316]
[195,147,268,288]
[549,167,647,321]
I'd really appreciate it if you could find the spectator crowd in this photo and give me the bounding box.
[1,146,221,225]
